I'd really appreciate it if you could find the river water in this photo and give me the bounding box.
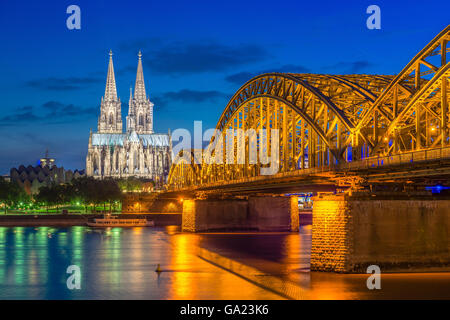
[0,225,449,299]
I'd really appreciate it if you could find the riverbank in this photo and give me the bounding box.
[0,213,182,227]
[0,212,308,228]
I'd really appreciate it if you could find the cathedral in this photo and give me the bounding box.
[86,51,172,184]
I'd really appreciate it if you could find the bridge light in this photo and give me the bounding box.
[179,197,184,203]
[384,137,389,142]
[430,126,436,132]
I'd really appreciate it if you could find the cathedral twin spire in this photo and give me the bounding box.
[98,50,153,135]
[127,50,154,134]
[104,50,118,101]
[134,51,146,101]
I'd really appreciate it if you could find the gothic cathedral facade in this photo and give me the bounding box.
[86,51,172,184]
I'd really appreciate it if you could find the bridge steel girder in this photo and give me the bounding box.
[355,25,450,154]
[167,26,450,192]
[168,149,202,190]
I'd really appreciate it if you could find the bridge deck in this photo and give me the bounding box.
[168,146,450,195]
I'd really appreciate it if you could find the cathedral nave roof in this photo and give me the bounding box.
[92,132,170,147]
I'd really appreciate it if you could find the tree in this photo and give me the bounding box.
[102,178,122,212]
[72,176,90,212]
[118,176,143,192]
[35,183,70,213]
[58,184,76,209]
[34,177,123,214]
[35,185,56,213]
[0,177,28,214]
[52,184,70,212]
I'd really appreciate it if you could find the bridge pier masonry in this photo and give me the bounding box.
[311,192,450,273]
[182,196,299,232]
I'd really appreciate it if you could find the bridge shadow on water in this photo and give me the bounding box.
[182,226,450,300]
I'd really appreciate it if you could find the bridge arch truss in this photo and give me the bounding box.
[168,26,450,190]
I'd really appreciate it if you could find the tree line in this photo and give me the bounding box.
[34,177,123,213]
[0,176,153,214]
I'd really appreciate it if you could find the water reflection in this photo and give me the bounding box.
[0,226,449,299]
[169,233,199,299]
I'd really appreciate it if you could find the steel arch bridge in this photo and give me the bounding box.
[168,26,450,191]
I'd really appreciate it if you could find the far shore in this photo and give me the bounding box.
[0,213,182,227]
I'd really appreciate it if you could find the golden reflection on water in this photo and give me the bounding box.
[165,225,179,235]
[167,233,284,300]
[308,274,356,300]
[169,233,199,299]
[130,227,144,282]
[283,233,301,267]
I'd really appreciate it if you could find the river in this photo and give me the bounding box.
[1,225,449,299]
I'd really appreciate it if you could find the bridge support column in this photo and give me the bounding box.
[182,199,248,232]
[248,196,299,232]
[311,193,450,273]
[182,196,299,232]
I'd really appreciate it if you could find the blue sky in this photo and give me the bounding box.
[0,0,448,174]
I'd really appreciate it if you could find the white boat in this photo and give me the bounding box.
[87,214,155,227]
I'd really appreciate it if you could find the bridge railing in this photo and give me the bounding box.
[341,145,450,171]
[170,146,450,191]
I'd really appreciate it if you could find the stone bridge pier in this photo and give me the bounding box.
[182,196,299,232]
[311,193,450,273]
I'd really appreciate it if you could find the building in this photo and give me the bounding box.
[39,149,55,167]
[86,51,172,184]
[10,151,85,195]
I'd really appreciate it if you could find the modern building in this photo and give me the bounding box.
[9,151,85,195]
[86,51,172,184]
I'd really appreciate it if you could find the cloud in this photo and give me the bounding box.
[117,65,136,76]
[25,76,102,91]
[162,89,228,102]
[0,110,40,123]
[322,60,374,74]
[224,61,373,86]
[42,101,97,117]
[118,37,164,52]
[153,89,230,108]
[263,64,310,74]
[225,64,310,85]
[118,39,268,75]
[225,72,255,85]
[0,101,97,125]
[17,105,33,112]
[149,42,267,74]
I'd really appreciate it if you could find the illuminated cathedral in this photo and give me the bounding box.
[86,51,172,183]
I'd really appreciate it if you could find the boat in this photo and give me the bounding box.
[87,214,155,227]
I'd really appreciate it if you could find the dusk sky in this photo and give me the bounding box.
[0,0,448,174]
